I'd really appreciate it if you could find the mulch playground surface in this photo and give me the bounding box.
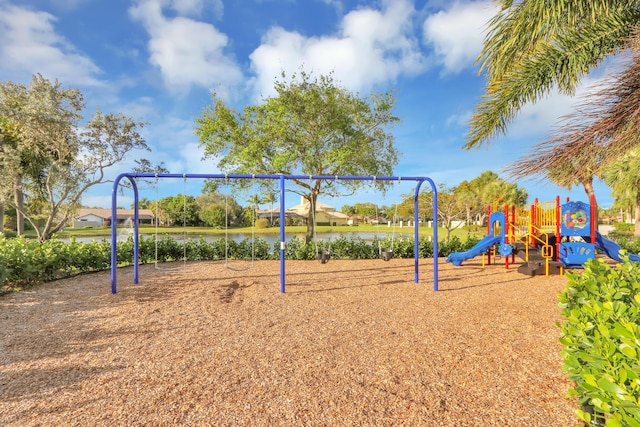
[0,259,578,426]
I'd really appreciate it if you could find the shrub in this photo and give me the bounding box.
[558,258,640,426]
[330,235,368,259]
[439,235,464,255]
[390,237,414,259]
[0,236,113,292]
[255,219,269,229]
[283,236,315,260]
[0,233,480,292]
[417,237,434,258]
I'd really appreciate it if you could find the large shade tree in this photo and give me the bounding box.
[467,0,640,149]
[0,74,149,241]
[195,71,400,242]
[0,75,83,235]
[428,185,466,243]
[156,195,199,227]
[0,116,20,231]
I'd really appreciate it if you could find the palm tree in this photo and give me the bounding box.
[247,193,262,225]
[467,0,640,148]
[602,149,640,237]
[261,190,277,226]
[506,35,640,202]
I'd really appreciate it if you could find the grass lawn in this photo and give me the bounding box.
[37,224,481,241]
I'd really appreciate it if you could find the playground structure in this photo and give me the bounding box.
[110,173,439,294]
[446,194,640,275]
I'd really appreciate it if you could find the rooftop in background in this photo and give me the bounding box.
[75,208,155,228]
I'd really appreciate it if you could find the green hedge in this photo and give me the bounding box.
[607,234,640,255]
[0,234,480,293]
[558,258,640,427]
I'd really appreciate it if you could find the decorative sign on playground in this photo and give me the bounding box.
[563,208,588,230]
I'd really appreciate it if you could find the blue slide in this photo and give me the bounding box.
[445,235,502,266]
[595,231,640,263]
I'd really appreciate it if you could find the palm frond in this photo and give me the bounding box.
[469,1,640,148]
[506,30,640,187]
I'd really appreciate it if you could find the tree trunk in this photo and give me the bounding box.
[14,178,24,236]
[581,176,598,225]
[476,213,487,226]
[635,191,640,238]
[0,203,4,233]
[581,177,596,200]
[305,194,316,244]
[442,217,452,243]
[270,203,274,227]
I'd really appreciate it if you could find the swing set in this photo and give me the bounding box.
[110,173,439,294]
[309,190,397,264]
[374,194,399,262]
[148,174,256,272]
[153,174,187,271]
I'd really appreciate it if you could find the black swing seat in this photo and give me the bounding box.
[380,248,393,261]
[316,251,330,264]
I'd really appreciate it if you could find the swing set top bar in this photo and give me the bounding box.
[110,172,439,294]
[123,172,429,181]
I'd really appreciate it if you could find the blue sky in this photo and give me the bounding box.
[0,0,614,210]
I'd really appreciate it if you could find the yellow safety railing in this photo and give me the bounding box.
[532,200,558,235]
[508,222,554,276]
[486,199,559,275]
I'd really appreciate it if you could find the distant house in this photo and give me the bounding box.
[366,215,389,225]
[74,208,155,228]
[255,208,290,226]
[286,197,349,226]
[348,214,387,226]
[347,215,363,226]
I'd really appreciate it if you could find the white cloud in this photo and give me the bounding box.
[248,0,425,98]
[129,0,241,94]
[319,0,343,14]
[169,0,223,19]
[0,3,102,85]
[178,142,217,175]
[509,73,609,141]
[445,110,472,127]
[131,114,215,175]
[449,86,590,146]
[49,0,92,11]
[422,1,498,74]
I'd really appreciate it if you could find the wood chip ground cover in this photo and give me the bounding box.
[0,259,577,426]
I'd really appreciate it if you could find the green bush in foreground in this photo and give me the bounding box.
[558,258,640,427]
[0,234,480,293]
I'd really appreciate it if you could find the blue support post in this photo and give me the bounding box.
[413,178,438,291]
[110,177,120,294]
[279,175,286,293]
[131,177,140,285]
